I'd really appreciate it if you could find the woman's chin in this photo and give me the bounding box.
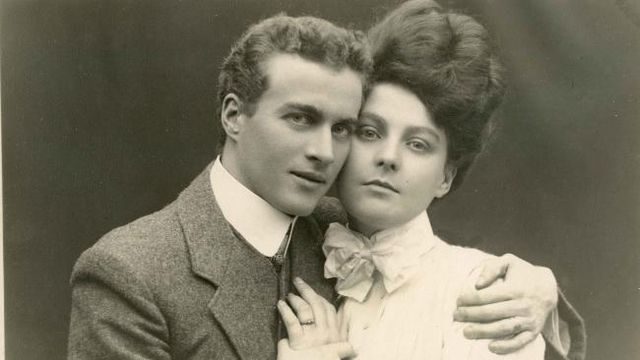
[348,210,401,235]
[342,193,407,230]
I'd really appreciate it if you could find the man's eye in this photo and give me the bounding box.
[287,113,312,125]
[332,123,354,138]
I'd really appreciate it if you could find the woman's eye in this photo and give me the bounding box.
[408,140,430,152]
[357,126,380,140]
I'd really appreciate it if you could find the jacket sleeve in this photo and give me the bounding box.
[67,246,171,360]
[542,289,587,360]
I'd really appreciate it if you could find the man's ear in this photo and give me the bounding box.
[435,165,457,199]
[220,93,244,141]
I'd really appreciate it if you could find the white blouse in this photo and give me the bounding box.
[330,213,545,360]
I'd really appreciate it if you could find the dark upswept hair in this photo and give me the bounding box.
[216,14,373,147]
[368,0,506,192]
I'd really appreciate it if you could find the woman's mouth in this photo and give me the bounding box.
[363,179,399,193]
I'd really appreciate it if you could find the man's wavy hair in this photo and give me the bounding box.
[368,0,506,192]
[216,14,372,148]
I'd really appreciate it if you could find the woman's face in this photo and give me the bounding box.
[337,82,455,236]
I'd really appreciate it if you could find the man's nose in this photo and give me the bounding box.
[305,127,335,165]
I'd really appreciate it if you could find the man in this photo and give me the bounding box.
[68,14,583,360]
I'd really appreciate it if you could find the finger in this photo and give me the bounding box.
[462,316,535,340]
[323,301,340,342]
[339,307,349,342]
[454,299,530,323]
[277,300,303,340]
[457,282,516,307]
[287,293,315,324]
[489,331,537,354]
[474,257,510,289]
[277,338,291,353]
[294,277,327,327]
[323,341,357,359]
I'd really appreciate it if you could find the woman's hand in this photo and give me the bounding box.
[277,277,343,350]
[277,339,356,360]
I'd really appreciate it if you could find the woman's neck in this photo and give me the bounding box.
[347,211,431,239]
[347,216,382,238]
[349,216,385,238]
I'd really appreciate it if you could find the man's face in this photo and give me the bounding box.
[229,53,363,216]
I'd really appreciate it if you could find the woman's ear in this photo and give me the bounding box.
[435,165,457,198]
[220,93,244,141]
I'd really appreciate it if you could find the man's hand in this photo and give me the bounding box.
[277,339,356,360]
[454,253,558,354]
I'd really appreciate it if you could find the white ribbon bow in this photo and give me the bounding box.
[322,216,435,302]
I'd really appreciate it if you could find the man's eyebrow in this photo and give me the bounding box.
[279,102,322,118]
[339,116,358,126]
[281,102,358,124]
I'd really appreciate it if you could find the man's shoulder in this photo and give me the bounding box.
[73,163,219,278]
[72,203,187,281]
[310,196,347,232]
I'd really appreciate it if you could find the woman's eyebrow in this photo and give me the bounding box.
[359,111,386,126]
[361,111,440,140]
[406,125,441,142]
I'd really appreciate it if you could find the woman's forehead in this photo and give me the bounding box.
[362,83,436,130]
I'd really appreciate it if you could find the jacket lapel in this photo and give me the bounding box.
[176,163,279,360]
[289,217,337,304]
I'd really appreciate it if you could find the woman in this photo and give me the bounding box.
[278,1,545,359]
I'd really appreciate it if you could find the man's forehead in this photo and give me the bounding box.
[258,53,364,115]
[261,53,363,88]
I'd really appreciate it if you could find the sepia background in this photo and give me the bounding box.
[3,0,639,359]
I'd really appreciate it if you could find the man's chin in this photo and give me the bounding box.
[276,197,320,217]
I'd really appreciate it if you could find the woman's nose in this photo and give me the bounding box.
[374,142,399,171]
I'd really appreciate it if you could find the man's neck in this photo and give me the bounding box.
[210,156,294,257]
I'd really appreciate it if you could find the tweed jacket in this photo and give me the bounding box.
[68,163,338,360]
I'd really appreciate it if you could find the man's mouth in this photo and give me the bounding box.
[363,179,399,193]
[291,171,327,184]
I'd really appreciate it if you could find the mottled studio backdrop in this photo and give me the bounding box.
[3,0,639,359]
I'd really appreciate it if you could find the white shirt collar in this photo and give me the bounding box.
[348,211,435,247]
[210,156,295,257]
[370,211,434,243]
